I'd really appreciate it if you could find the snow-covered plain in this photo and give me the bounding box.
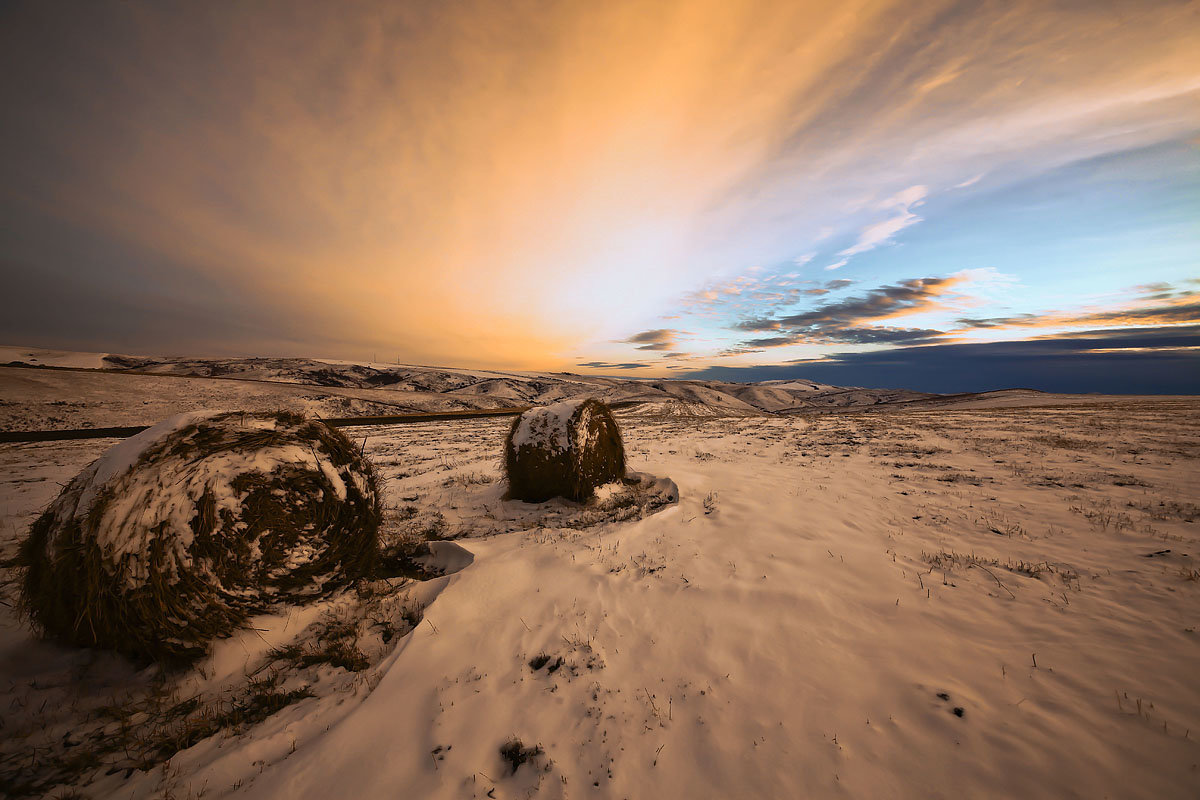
[1,373,1199,798]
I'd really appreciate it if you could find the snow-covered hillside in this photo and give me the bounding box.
[0,347,934,425]
[0,345,111,370]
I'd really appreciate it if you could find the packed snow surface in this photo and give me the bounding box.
[78,410,215,510]
[1,386,1199,798]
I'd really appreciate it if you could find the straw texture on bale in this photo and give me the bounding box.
[18,410,381,663]
[504,398,626,503]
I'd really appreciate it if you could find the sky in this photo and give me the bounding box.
[1,0,1197,393]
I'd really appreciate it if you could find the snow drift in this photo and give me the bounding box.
[504,397,625,502]
[18,410,382,663]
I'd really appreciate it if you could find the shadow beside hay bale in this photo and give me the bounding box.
[504,398,626,503]
[17,410,382,664]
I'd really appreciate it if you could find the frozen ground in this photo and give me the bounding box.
[2,392,1199,798]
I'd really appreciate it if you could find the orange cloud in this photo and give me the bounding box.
[5,0,1199,367]
[954,289,1200,334]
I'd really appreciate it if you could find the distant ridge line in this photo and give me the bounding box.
[0,402,649,444]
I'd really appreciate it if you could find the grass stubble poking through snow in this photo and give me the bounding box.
[0,398,1198,797]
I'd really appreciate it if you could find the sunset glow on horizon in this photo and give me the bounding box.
[2,0,1197,390]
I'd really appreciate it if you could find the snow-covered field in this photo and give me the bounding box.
[2,387,1198,798]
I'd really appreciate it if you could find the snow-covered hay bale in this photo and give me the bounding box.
[505,398,626,503]
[18,411,381,663]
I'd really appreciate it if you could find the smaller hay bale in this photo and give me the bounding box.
[18,410,382,664]
[504,397,626,503]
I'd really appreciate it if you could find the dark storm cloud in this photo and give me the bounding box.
[742,336,797,348]
[798,279,855,298]
[734,277,1200,355]
[577,361,650,370]
[744,327,944,348]
[818,327,945,345]
[1132,282,1177,301]
[736,277,955,333]
[621,329,679,351]
[1035,325,1199,343]
[955,300,1200,330]
[730,276,957,349]
[681,325,1200,394]
[956,314,1039,328]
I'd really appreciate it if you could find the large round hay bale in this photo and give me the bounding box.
[18,411,381,663]
[505,398,626,503]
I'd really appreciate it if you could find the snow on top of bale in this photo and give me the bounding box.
[18,410,382,664]
[510,396,592,453]
[82,411,215,508]
[505,398,625,503]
